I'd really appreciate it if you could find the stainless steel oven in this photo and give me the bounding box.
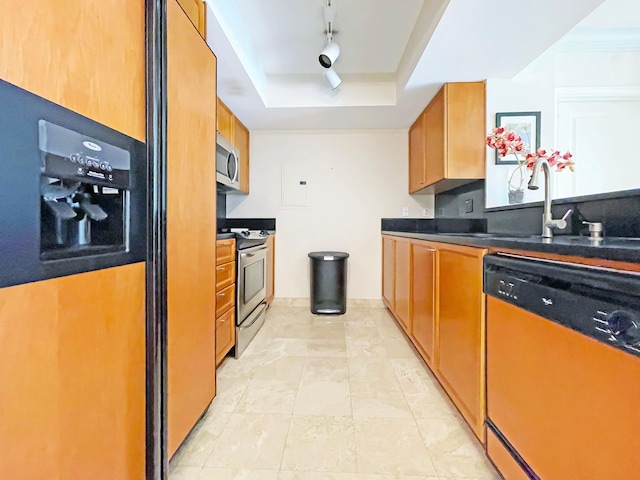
[237,243,267,321]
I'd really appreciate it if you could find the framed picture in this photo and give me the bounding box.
[494,111,541,165]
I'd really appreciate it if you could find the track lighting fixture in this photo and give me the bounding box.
[323,68,342,90]
[319,0,341,88]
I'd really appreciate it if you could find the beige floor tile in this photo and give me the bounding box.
[252,356,306,381]
[416,418,497,479]
[354,417,437,476]
[169,465,202,480]
[345,334,388,358]
[205,413,291,470]
[310,324,346,340]
[217,354,264,379]
[208,376,251,414]
[307,338,348,357]
[348,356,398,383]
[350,381,413,418]
[390,358,437,395]
[301,356,350,382]
[263,338,309,359]
[358,475,438,480]
[294,380,352,416]
[275,323,312,339]
[281,416,357,473]
[382,336,421,359]
[198,467,279,479]
[279,471,359,480]
[235,379,299,414]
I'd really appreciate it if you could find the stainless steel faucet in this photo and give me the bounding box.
[527,157,572,239]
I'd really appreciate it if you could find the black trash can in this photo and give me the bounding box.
[308,251,349,315]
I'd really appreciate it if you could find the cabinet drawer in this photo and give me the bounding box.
[216,307,235,365]
[216,239,235,265]
[216,261,235,291]
[216,283,235,317]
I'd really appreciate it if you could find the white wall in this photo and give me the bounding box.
[226,130,433,300]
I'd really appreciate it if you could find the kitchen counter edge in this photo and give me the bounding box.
[381,231,640,264]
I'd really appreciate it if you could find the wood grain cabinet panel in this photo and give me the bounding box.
[394,238,412,334]
[436,244,486,439]
[408,82,485,194]
[382,236,395,309]
[216,283,235,317]
[217,97,235,142]
[216,307,235,366]
[216,238,236,265]
[266,235,275,305]
[176,0,206,36]
[216,261,235,291]
[234,118,250,194]
[410,241,437,366]
[409,113,426,193]
[167,0,218,457]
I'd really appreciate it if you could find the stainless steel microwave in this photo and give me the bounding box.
[216,133,240,191]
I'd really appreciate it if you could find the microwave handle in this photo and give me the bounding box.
[228,151,239,183]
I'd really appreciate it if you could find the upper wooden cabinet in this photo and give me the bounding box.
[409,81,486,194]
[217,97,250,194]
[217,98,235,142]
[176,0,206,37]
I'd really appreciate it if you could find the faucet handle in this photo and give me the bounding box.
[554,208,573,230]
[583,221,603,238]
[561,209,573,222]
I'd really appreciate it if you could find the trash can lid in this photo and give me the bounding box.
[308,251,349,259]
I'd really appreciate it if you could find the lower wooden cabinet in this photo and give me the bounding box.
[381,235,486,440]
[215,238,236,365]
[410,241,436,366]
[435,244,486,439]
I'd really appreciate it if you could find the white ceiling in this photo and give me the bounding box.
[205,0,610,130]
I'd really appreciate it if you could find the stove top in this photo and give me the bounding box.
[224,228,270,250]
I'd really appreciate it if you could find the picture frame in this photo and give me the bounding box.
[494,111,541,165]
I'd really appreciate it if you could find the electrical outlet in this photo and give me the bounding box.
[402,206,409,217]
[464,199,474,213]
[423,208,430,217]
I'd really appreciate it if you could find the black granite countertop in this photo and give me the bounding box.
[381,231,640,264]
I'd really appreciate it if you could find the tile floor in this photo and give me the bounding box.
[169,306,498,480]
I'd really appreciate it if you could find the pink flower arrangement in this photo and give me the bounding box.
[486,126,575,191]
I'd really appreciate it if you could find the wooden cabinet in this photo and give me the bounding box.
[394,238,412,334]
[266,234,275,305]
[167,0,218,457]
[435,244,486,439]
[215,238,236,365]
[217,97,235,142]
[176,0,206,37]
[217,97,250,194]
[408,81,486,194]
[409,113,426,192]
[234,118,250,193]
[381,235,486,440]
[410,241,437,366]
[382,236,396,309]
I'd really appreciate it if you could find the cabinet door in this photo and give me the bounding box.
[216,307,235,366]
[411,241,436,366]
[176,0,206,36]
[234,118,250,194]
[217,97,234,142]
[445,82,485,179]
[394,238,411,334]
[266,235,275,304]
[409,113,426,193]
[167,0,218,457]
[424,87,446,186]
[436,245,486,439]
[382,236,395,310]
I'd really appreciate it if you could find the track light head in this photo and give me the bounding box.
[323,68,342,90]
[319,41,340,69]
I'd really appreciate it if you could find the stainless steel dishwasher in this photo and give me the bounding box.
[484,253,640,480]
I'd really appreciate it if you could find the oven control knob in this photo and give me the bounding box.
[607,311,640,344]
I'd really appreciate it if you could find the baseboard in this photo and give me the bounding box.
[270,297,385,308]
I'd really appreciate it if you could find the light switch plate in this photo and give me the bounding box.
[464,199,474,213]
[402,206,409,217]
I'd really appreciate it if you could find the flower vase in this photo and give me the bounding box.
[508,188,524,204]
